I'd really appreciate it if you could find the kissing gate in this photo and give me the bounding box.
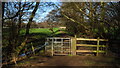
[45,37,108,56]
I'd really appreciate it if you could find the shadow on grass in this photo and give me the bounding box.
[26,33,49,44]
[28,33,49,36]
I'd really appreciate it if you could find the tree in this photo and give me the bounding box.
[25,2,40,35]
[2,2,57,64]
[57,2,118,38]
[106,2,120,40]
[2,2,39,64]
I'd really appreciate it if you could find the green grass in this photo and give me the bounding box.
[20,28,60,35]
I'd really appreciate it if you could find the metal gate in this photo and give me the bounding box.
[45,37,71,56]
[45,37,108,56]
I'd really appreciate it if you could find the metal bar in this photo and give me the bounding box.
[51,38,54,56]
[61,38,63,53]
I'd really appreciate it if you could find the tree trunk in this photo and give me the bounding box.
[2,2,5,27]
[25,2,39,36]
[17,2,22,36]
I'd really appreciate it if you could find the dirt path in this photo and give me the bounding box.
[13,56,120,67]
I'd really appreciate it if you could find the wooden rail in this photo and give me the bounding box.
[71,37,108,56]
[76,38,108,41]
[76,50,105,53]
[76,44,106,47]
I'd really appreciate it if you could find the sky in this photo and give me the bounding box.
[4,2,62,23]
[33,2,62,23]
[33,4,55,23]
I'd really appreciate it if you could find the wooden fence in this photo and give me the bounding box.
[45,37,108,56]
[71,37,108,56]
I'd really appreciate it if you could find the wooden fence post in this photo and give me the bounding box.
[97,37,100,56]
[31,42,35,55]
[71,37,76,55]
[105,41,108,55]
[32,45,35,55]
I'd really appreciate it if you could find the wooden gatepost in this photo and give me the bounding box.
[45,37,108,56]
[71,37,76,55]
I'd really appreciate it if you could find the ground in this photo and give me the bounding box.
[4,55,119,67]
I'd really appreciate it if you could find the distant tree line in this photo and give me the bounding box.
[3,21,62,28]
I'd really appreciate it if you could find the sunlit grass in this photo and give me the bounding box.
[20,28,60,35]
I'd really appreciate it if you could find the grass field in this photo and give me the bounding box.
[20,28,60,36]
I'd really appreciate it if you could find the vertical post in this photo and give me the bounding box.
[61,38,63,53]
[31,42,35,55]
[97,37,100,56]
[69,38,71,54]
[105,40,108,55]
[71,37,76,55]
[51,38,54,56]
[74,35,77,38]
[32,45,35,55]
[45,38,48,52]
